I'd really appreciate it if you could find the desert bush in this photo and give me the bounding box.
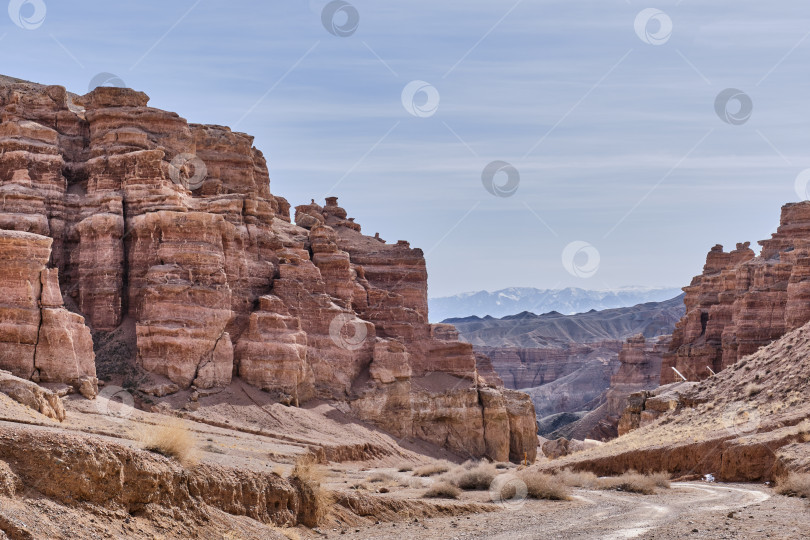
[423,481,461,499]
[414,460,452,477]
[290,455,332,526]
[138,418,197,466]
[397,463,414,472]
[518,471,571,501]
[443,461,498,490]
[367,472,395,483]
[555,468,597,488]
[746,383,764,397]
[596,471,669,494]
[776,472,810,498]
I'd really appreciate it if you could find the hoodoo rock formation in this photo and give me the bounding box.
[0,78,536,462]
[662,202,810,384]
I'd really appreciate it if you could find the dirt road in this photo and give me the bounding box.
[340,482,809,539]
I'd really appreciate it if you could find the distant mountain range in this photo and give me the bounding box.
[429,286,683,322]
[446,295,685,349]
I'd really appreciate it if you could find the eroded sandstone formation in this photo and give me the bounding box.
[0,79,535,462]
[0,230,96,395]
[662,202,810,384]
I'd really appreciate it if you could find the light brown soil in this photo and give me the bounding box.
[338,481,810,539]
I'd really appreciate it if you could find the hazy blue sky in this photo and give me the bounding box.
[3,1,809,297]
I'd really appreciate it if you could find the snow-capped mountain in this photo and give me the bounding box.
[428,286,683,322]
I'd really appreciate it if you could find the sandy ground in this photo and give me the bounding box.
[2,387,809,539]
[335,481,810,540]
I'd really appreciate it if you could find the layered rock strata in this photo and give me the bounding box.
[0,79,536,461]
[662,202,810,384]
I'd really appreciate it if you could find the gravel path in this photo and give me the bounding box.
[336,482,810,539]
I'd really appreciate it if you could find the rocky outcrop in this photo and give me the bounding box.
[537,315,810,482]
[0,370,65,421]
[0,78,536,462]
[663,202,810,384]
[0,230,96,394]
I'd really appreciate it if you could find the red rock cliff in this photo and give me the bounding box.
[0,79,536,462]
[662,202,810,384]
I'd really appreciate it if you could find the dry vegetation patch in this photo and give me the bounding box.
[517,471,571,501]
[290,455,333,526]
[423,481,461,499]
[136,418,197,466]
[776,472,810,498]
[596,471,670,494]
[442,461,498,490]
[413,460,452,477]
[555,469,597,488]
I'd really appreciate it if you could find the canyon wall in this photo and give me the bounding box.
[662,202,810,384]
[0,79,536,462]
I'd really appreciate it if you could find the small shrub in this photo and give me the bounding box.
[290,455,332,526]
[776,472,810,498]
[518,471,571,501]
[555,468,597,488]
[746,383,764,397]
[138,418,197,466]
[444,461,497,490]
[397,464,414,472]
[596,471,669,494]
[414,461,452,477]
[423,481,461,499]
[367,472,395,483]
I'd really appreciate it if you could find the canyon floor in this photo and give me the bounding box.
[1,387,808,539]
[344,481,808,539]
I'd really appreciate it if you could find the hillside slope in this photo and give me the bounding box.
[540,319,810,480]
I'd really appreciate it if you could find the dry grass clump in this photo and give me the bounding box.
[413,460,452,477]
[290,455,333,525]
[367,472,395,483]
[518,471,571,501]
[596,471,670,494]
[775,472,810,498]
[137,418,197,466]
[423,481,461,499]
[397,463,414,472]
[443,461,498,490]
[555,468,598,488]
[746,383,764,397]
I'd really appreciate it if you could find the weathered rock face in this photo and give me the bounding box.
[662,202,810,384]
[607,334,667,431]
[552,334,669,441]
[0,230,96,393]
[0,79,536,461]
